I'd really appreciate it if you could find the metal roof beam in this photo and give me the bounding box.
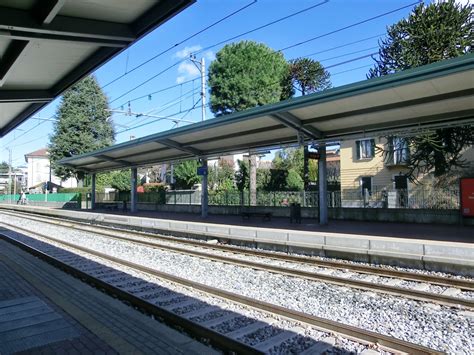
[0,40,29,87]
[325,109,474,138]
[35,0,66,25]
[305,89,474,125]
[158,138,203,156]
[271,112,323,140]
[96,154,131,166]
[0,7,135,43]
[0,90,53,103]
[1,30,129,47]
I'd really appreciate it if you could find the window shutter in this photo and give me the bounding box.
[356,141,360,160]
[370,139,375,157]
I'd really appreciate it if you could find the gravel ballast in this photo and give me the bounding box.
[1,214,472,354]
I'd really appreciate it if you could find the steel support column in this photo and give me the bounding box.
[318,144,328,225]
[131,168,138,213]
[91,173,96,210]
[201,159,208,218]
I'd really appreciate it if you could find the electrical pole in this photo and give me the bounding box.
[190,55,206,121]
[8,148,12,196]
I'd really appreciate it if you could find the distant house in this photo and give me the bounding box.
[340,137,406,188]
[340,137,474,207]
[24,148,77,190]
[0,170,26,193]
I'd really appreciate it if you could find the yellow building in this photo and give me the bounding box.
[340,137,474,208]
[340,137,410,207]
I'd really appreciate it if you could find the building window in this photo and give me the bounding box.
[360,176,372,196]
[356,139,375,160]
[394,174,408,190]
[388,137,409,165]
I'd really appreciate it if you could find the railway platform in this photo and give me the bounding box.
[0,235,218,354]
[1,204,473,276]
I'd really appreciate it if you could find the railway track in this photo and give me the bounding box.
[2,210,473,310]
[0,222,442,355]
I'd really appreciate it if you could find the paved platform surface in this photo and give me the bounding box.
[0,238,218,355]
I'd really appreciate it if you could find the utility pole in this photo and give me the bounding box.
[190,55,206,121]
[7,148,12,201]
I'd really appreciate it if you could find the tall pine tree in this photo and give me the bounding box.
[368,0,473,178]
[49,76,114,183]
[208,41,290,204]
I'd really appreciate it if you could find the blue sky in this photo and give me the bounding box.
[1,0,458,167]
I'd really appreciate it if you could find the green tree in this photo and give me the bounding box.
[49,76,114,183]
[209,161,235,191]
[208,41,291,116]
[174,160,200,189]
[209,41,291,204]
[286,169,304,191]
[287,58,331,96]
[273,148,304,177]
[96,170,131,191]
[235,159,249,191]
[368,0,473,178]
[0,162,10,174]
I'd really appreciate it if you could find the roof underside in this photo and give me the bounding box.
[0,0,194,137]
[60,54,474,173]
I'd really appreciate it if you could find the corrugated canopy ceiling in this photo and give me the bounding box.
[0,0,195,137]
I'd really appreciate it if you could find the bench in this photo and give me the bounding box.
[241,211,272,221]
[103,204,118,211]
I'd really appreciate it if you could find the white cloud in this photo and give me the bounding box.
[175,61,200,83]
[178,61,200,76]
[174,45,202,59]
[173,46,216,83]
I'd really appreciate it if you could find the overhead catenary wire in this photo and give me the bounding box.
[278,1,420,53]
[109,0,331,104]
[298,33,386,59]
[1,118,52,149]
[103,0,258,89]
[115,100,207,135]
[109,1,417,105]
[312,46,379,63]
[114,34,385,110]
[115,50,382,134]
[118,87,200,128]
[112,77,199,110]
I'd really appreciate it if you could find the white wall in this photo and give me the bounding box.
[27,156,77,189]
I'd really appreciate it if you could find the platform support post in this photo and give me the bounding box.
[131,167,138,213]
[318,143,328,225]
[201,159,208,218]
[91,173,96,210]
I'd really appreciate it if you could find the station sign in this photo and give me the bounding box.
[197,166,208,176]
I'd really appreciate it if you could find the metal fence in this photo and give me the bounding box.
[92,186,459,210]
[163,190,341,208]
[341,186,459,209]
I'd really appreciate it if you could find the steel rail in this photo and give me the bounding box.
[3,209,473,292]
[0,223,442,355]
[3,213,470,309]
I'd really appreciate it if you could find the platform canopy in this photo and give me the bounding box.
[0,0,194,137]
[60,53,474,173]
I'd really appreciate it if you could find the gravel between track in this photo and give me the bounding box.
[1,214,473,354]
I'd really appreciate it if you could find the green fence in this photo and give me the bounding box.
[0,193,81,203]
